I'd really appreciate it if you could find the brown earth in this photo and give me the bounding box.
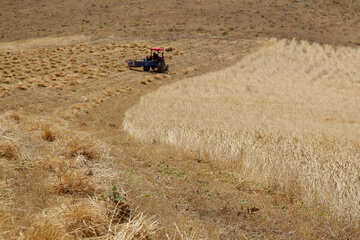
[1,0,360,239]
[1,0,360,46]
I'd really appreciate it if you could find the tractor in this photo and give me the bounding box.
[125,47,169,73]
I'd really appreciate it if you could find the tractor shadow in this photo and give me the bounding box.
[127,68,144,72]
[128,68,168,74]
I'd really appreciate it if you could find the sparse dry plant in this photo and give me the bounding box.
[8,113,20,122]
[65,138,100,161]
[16,83,27,90]
[23,216,71,240]
[41,125,56,142]
[0,142,17,160]
[53,169,96,196]
[41,157,71,173]
[113,214,158,240]
[0,211,14,240]
[61,199,109,238]
[166,223,196,240]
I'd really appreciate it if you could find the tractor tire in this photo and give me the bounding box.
[157,60,165,73]
[165,64,169,72]
[143,66,150,71]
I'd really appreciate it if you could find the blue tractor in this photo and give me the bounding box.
[125,47,169,73]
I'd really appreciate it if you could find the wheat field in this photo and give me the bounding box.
[124,39,360,222]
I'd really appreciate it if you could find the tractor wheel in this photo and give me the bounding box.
[143,66,150,71]
[157,60,165,73]
[165,64,169,72]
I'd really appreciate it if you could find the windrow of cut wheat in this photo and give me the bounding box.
[124,38,360,222]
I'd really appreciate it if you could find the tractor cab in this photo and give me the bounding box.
[147,47,164,61]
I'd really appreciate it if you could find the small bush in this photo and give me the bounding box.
[165,47,174,52]
[129,42,137,48]
[62,200,108,238]
[139,80,147,85]
[9,113,20,122]
[41,157,69,173]
[54,169,96,195]
[17,84,27,90]
[24,217,71,240]
[113,214,158,240]
[0,142,17,160]
[66,138,99,161]
[41,126,56,142]
[102,186,131,224]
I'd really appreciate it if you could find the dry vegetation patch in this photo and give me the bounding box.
[0,112,157,239]
[53,169,97,196]
[24,217,71,240]
[0,142,17,160]
[0,41,139,96]
[124,39,360,223]
[41,126,56,142]
[61,200,109,238]
[65,137,101,161]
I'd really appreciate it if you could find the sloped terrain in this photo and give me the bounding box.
[1,0,360,46]
[1,0,360,239]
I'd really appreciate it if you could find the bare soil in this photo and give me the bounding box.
[1,0,360,46]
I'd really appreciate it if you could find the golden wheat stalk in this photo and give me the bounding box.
[124,38,360,222]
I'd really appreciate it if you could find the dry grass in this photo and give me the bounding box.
[40,156,87,174]
[41,126,56,142]
[61,200,109,238]
[124,39,360,223]
[22,202,155,240]
[0,142,17,160]
[166,224,196,240]
[23,217,71,240]
[53,169,96,196]
[65,137,100,161]
[113,214,158,240]
[41,157,68,172]
[0,113,158,239]
[1,206,18,238]
[8,113,20,122]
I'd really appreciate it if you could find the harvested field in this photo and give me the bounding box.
[124,39,360,222]
[2,0,360,238]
